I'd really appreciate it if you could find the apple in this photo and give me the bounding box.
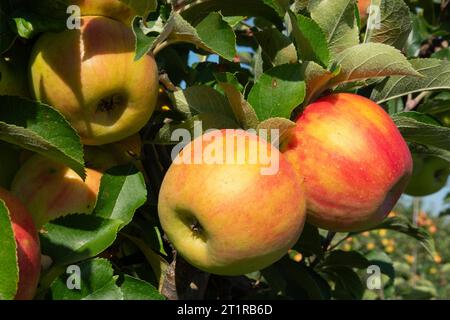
[69,0,136,25]
[11,154,102,228]
[158,129,306,275]
[0,55,29,97]
[84,133,143,171]
[0,187,41,300]
[29,16,159,145]
[405,154,450,197]
[282,93,412,232]
[0,142,22,189]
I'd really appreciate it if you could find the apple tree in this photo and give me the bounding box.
[0,0,449,300]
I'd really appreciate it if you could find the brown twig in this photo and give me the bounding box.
[405,92,430,111]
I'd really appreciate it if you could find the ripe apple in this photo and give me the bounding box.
[70,0,137,25]
[282,93,412,232]
[29,16,159,145]
[405,154,450,197]
[11,154,102,228]
[158,129,306,275]
[0,187,41,300]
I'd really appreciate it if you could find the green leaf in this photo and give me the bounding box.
[49,258,123,300]
[0,200,18,300]
[0,96,85,179]
[300,61,340,105]
[159,12,236,61]
[123,234,169,291]
[264,257,331,299]
[353,216,436,256]
[180,0,281,27]
[364,0,412,50]
[330,43,421,87]
[322,250,370,269]
[308,0,359,57]
[119,275,165,300]
[256,117,296,146]
[287,12,330,67]
[293,223,324,258]
[254,28,298,68]
[93,166,147,229]
[216,74,259,129]
[248,64,305,121]
[371,59,450,104]
[323,266,364,300]
[393,112,450,154]
[153,113,240,145]
[169,85,235,120]
[365,251,395,287]
[40,214,122,267]
[432,47,450,60]
[132,17,159,60]
[10,10,65,39]
[196,12,237,61]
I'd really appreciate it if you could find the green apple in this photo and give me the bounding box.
[282,93,412,232]
[158,130,306,276]
[29,16,159,145]
[11,154,102,228]
[405,154,450,197]
[0,187,41,300]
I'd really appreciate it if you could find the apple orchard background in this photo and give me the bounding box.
[0,0,450,300]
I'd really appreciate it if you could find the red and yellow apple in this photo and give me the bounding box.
[0,187,41,300]
[282,93,412,232]
[158,129,306,275]
[69,0,136,25]
[0,55,29,97]
[11,154,102,228]
[29,16,159,145]
[405,154,449,196]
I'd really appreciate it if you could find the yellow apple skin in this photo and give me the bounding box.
[29,16,159,145]
[11,154,102,228]
[0,187,41,300]
[282,93,412,232]
[70,0,136,25]
[158,130,306,276]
